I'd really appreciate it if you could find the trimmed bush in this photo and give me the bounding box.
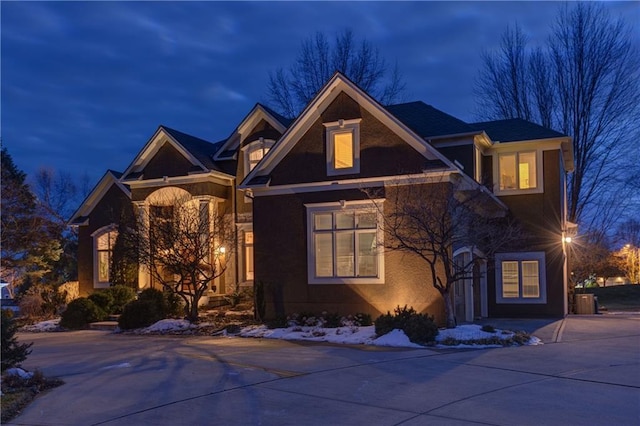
[105,285,137,314]
[60,298,107,330]
[88,291,114,314]
[353,312,373,326]
[375,305,438,344]
[117,299,163,330]
[321,312,342,328]
[117,288,183,330]
[1,309,33,371]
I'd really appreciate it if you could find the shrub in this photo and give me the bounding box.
[60,298,107,330]
[353,312,373,326]
[18,293,45,319]
[1,310,33,371]
[481,324,496,333]
[88,291,114,314]
[163,291,184,318]
[104,285,137,314]
[117,299,164,330]
[321,312,342,328]
[374,305,438,344]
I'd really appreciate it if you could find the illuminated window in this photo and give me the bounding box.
[93,227,118,287]
[324,119,361,176]
[496,252,546,303]
[306,200,384,284]
[498,151,537,191]
[248,145,270,172]
[244,231,254,281]
[244,139,274,175]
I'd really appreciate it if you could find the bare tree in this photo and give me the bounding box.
[474,3,640,233]
[267,29,405,118]
[127,194,234,322]
[367,176,522,328]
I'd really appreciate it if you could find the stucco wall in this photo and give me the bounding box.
[253,186,447,325]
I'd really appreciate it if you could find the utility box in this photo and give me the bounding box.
[575,294,595,314]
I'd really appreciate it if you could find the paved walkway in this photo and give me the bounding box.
[11,313,640,426]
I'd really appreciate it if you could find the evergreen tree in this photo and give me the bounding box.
[0,147,61,290]
[1,310,33,371]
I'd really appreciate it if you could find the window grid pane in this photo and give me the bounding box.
[335,232,355,277]
[357,231,377,277]
[335,212,355,229]
[314,233,333,277]
[314,213,333,230]
[502,261,520,298]
[499,154,517,190]
[518,152,537,189]
[521,261,540,297]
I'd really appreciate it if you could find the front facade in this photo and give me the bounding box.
[71,72,574,324]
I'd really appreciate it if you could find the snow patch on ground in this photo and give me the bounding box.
[21,318,541,349]
[4,368,34,379]
[20,319,61,332]
[140,319,195,333]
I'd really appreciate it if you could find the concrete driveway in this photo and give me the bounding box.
[10,314,640,426]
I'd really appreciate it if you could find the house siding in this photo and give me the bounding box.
[143,141,197,179]
[270,93,429,186]
[488,150,565,317]
[77,184,135,296]
[437,144,474,176]
[253,185,447,325]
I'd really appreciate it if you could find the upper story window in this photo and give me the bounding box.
[93,226,118,288]
[243,138,274,175]
[499,151,536,190]
[323,119,361,176]
[495,150,542,195]
[306,200,384,285]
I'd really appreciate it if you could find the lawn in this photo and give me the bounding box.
[581,284,640,312]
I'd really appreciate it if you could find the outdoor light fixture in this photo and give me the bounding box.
[563,236,572,244]
[219,247,226,254]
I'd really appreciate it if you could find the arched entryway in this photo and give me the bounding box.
[453,248,488,323]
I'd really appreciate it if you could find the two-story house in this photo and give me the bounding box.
[70,72,573,325]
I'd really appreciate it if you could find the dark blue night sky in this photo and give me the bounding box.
[2,1,638,187]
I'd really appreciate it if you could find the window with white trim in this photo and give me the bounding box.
[243,139,274,175]
[324,119,361,176]
[306,200,384,284]
[498,151,537,191]
[244,231,254,281]
[496,252,546,303]
[93,227,118,287]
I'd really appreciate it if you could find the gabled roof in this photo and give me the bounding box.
[468,118,566,142]
[121,126,233,181]
[68,170,130,226]
[386,101,475,138]
[161,126,226,171]
[213,103,290,161]
[240,72,459,189]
